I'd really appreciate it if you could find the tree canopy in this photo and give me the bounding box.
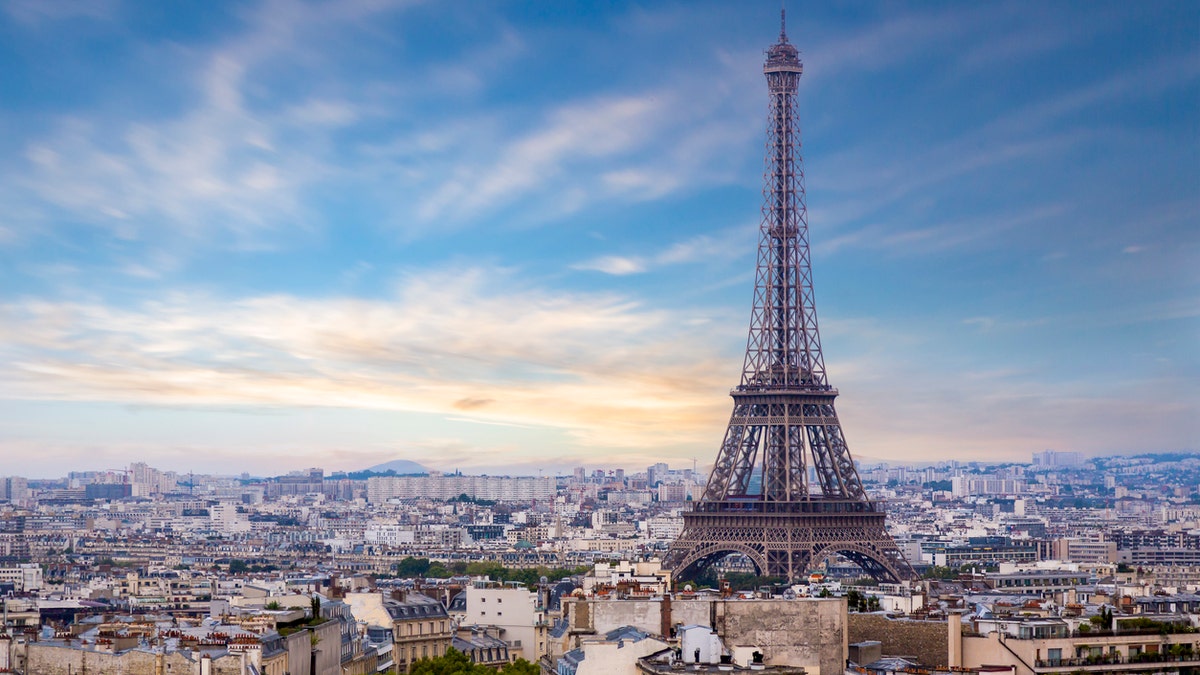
[409,648,540,675]
[387,558,587,586]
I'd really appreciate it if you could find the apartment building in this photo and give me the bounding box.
[464,583,549,661]
[386,593,453,673]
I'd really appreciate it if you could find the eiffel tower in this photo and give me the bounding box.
[664,12,915,584]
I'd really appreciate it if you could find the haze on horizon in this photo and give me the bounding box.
[0,1,1196,478]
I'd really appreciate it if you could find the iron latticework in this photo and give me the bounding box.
[665,13,915,584]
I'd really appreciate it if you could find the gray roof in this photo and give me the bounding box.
[562,648,585,667]
[549,617,570,639]
[385,594,449,620]
[604,626,650,643]
[454,632,508,651]
[864,657,920,672]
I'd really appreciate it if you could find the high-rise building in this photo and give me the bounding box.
[1032,450,1083,468]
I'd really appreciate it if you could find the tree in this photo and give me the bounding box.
[409,647,491,675]
[847,590,864,612]
[408,649,544,675]
[394,557,432,578]
[921,566,956,580]
[500,659,540,675]
[311,595,321,618]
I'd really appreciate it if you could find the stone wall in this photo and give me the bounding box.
[721,599,846,675]
[24,643,247,675]
[313,619,344,675]
[847,614,948,668]
[287,629,313,675]
[582,598,710,637]
[567,597,846,675]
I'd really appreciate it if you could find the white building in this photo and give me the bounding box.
[209,502,251,534]
[464,584,548,661]
[367,474,554,503]
[0,564,43,592]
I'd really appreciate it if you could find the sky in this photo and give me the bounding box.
[0,0,1197,478]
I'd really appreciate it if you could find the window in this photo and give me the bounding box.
[1047,649,1061,662]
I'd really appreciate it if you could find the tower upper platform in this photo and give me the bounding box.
[764,9,803,75]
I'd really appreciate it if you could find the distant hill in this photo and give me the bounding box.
[366,459,429,475]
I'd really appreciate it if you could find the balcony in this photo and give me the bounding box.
[1033,652,1200,672]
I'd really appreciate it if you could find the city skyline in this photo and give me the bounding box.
[1,1,1197,477]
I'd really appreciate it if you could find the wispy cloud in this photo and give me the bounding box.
[2,0,117,24]
[828,347,1200,464]
[418,96,667,221]
[818,202,1070,256]
[0,267,734,451]
[572,225,755,275]
[572,256,647,276]
[4,0,443,254]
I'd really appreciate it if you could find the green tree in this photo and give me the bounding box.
[394,557,433,578]
[499,659,540,675]
[465,562,507,580]
[721,572,785,591]
[921,566,957,580]
[846,590,863,612]
[228,559,249,574]
[410,648,491,675]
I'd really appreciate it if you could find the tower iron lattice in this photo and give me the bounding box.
[664,12,915,584]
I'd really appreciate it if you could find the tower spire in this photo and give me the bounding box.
[780,7,787,43]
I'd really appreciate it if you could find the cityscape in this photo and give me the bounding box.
[1,2,1197,675]
[0,451,1199,674]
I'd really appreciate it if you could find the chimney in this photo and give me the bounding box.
[947,611,963,668]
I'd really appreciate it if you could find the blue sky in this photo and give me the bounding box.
[0,0,1196,477]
